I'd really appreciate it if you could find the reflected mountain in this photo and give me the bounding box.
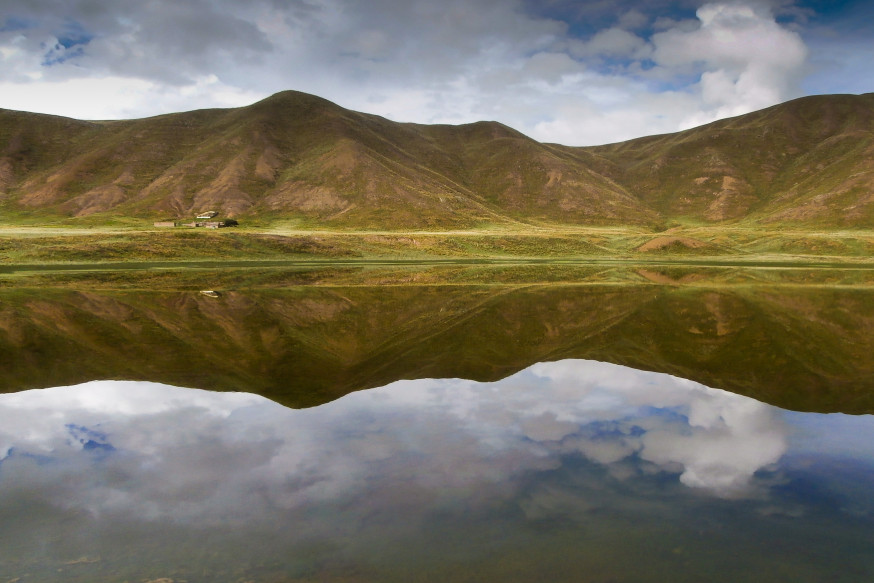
[3,272,874,412]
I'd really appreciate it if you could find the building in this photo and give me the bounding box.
[181,220,232,228]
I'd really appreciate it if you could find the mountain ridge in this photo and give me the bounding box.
[2,91,873,228]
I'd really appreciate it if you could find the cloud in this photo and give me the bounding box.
[0,74,264,119]
[639,395,787,495]
[651,2,808,126]
[618,8,651,30]
[516,360,790,496]
[0,359,794,529]
[521,411,580,441]
[569,27,651,60]
[526,1,811,144]
[0,0,273,83]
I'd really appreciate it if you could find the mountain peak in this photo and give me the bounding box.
[250,90,344,111]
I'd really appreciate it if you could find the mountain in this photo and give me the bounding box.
[580,93,874,225]
[1,91,873,227]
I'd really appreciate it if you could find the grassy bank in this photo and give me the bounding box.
[2,223,874,266]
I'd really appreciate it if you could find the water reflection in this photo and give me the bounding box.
[2,360,873,582]
[3,282,874,413]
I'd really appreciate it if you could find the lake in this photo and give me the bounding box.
[2,264,874,581]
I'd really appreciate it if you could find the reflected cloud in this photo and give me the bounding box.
[2,360,874,579]
[377,360,789,496]
[0,360,791,524]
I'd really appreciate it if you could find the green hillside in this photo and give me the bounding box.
[2,91,872,229]
[582,93,874,226]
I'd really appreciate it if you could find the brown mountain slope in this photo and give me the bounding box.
[579,93,874,225]
[1,91,873,227]
[0,91,651,227]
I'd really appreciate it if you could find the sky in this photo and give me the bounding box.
[0,0,871,146]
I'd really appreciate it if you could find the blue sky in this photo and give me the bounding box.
[0,0,871,145]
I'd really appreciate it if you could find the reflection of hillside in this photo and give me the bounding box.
[2,285,873,412]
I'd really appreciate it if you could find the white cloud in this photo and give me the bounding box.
[522,1,811,144]
[651,2,808,127]
[0,75,262,119]
[528,89,700,145]
[0,360,794,517]
[639,394,787,495]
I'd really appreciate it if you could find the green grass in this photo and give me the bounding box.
[3,223,873,268]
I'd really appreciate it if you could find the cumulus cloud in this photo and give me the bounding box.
[0,360,796,530]
[651,1,808,127]
[527,1,810,144]
[476,360,792,496]
[639,395,787,495]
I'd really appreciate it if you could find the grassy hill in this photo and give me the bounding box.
[3,91,872,229]
[581,93,874,227]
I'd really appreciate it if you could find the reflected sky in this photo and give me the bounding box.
[2,360,874,582]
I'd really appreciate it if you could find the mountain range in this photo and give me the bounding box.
[1,91,873,228]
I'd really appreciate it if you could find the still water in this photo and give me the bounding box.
[2,360,873,582]
[3,267,874,581]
